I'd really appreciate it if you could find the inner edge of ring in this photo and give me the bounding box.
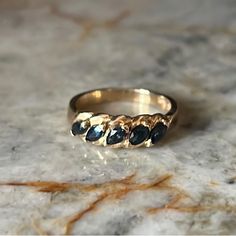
[71,88,175,117]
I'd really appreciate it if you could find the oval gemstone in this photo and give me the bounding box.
[71,121,88,136]
[107,126,127,145]
[150,122,167,144]
[86,125,104,142]
[129,125,149,145]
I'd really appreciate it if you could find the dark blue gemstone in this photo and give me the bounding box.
[107,126,127,145]
[129,125,149,145]
[71,121,88,135]
[86,125,104,142]
[150,122,167,144]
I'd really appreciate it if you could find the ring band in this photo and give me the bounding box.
[68,88,178,148]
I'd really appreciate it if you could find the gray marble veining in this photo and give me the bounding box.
[0,0,236,234]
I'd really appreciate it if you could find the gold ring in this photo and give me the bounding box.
[68,88,178,148]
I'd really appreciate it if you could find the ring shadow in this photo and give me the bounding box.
[159,95,212,146]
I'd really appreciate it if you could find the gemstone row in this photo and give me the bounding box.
[71,120,167,146]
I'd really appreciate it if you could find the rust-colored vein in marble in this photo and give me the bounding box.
[50,4,130,42]
[1,181,73,193]
[49,3,236,37]
[0,173,136,193]
[147,194,236,215]
[64,193,108,235]
[0,174,172,195]
[3,174,236,235]
[63,174,175,234]
[147,200,205,214]
[148,204,236,214]
[1,174,175,234]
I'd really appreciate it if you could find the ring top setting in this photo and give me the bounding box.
[68,88,177,148]
[70,112,171,148]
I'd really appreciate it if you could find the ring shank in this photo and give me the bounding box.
[68,88,177,123]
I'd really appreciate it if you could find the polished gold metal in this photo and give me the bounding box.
[68,88,178,148]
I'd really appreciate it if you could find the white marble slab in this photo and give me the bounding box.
[0,0,236,234]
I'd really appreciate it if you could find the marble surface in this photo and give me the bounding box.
[0,0,236,234]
